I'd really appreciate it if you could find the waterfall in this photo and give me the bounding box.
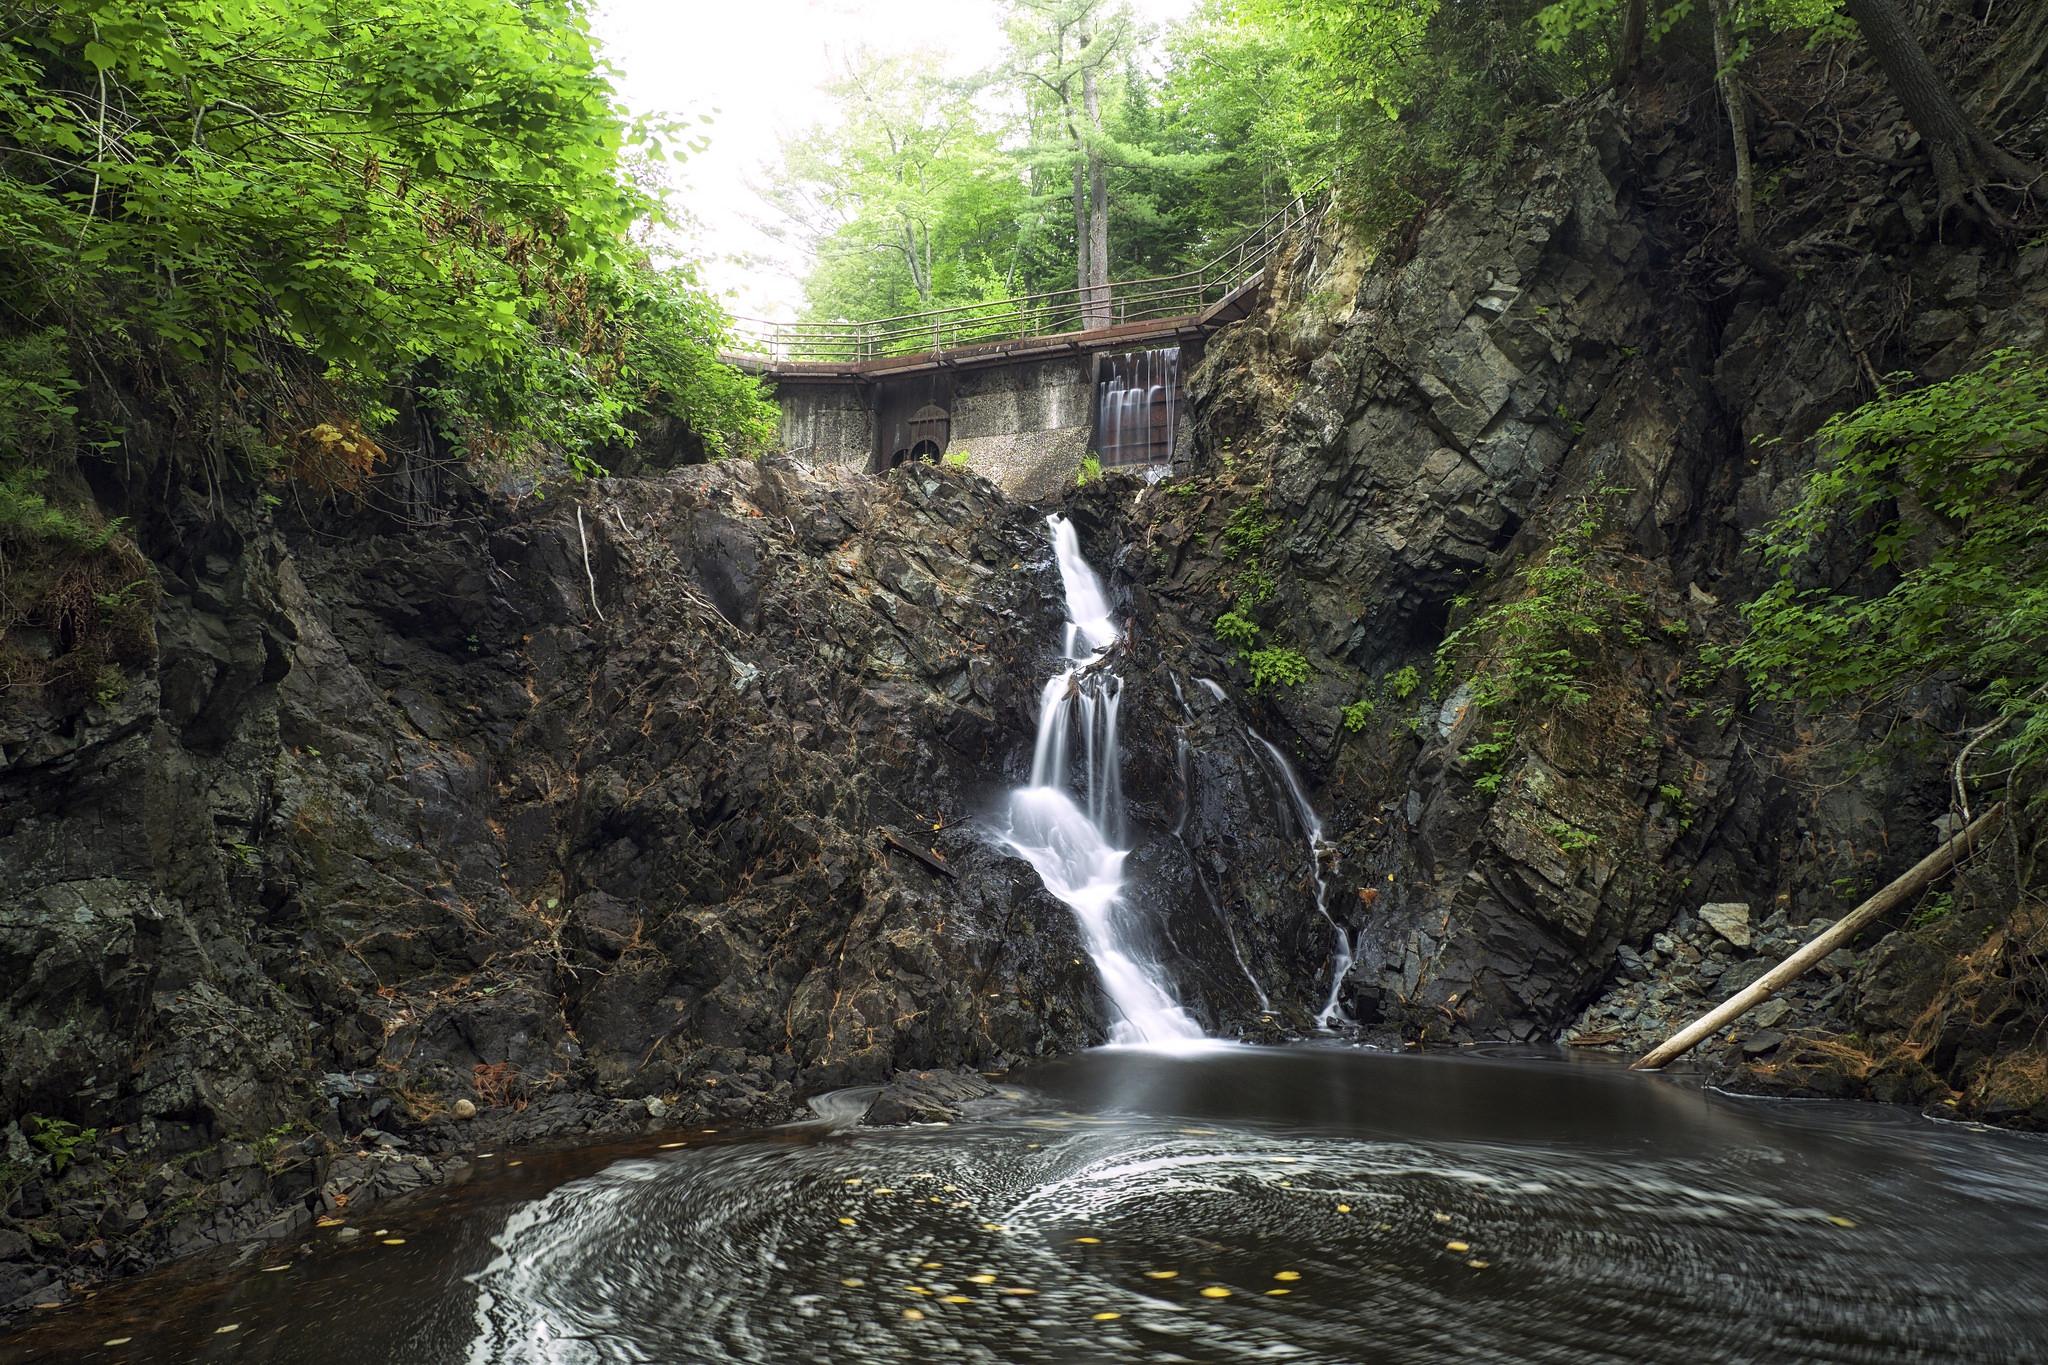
[1095,347,1180,469]
[1246,729,1352,1030]
[1002,516,1204,1046]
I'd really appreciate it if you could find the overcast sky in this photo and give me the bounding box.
[591,0,1196,320]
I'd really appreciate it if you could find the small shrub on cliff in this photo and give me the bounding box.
[1732,347,2048,799]
[1215,609,1261,648]
[1386,664,1422,701]
[1435,488,1647,713]
[1245,645,1311,692]
[1077,452,1104,486]
[1222,498,1277,559]
[1342,696,1377,730]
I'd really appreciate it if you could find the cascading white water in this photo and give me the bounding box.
[1003,516,1204,1046]
[1247,729,1353,1030]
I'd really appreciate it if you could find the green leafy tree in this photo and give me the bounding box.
[0,0,769,489]
[1732,349,2048,799]
[763,50,1030,327]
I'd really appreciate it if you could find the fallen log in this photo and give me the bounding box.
[1633,803,2004,1071]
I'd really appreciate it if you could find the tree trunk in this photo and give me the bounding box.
[1613,0,1646,89]
[1082,63,1111,328]
[1842,0,2040,220]
[1071,159,1090,324]
[1634,805,2003,1070]
[1709,0,1789,286]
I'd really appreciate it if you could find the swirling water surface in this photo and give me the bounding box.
[6,1046,2047,1364]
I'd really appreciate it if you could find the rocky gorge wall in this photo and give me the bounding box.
[1092,49,2045,1113]
[4,17,2045,1317]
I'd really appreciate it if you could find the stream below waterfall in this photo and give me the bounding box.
[7,1045,2048,1364]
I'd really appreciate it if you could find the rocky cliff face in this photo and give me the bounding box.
[1101,64,2044,1104]
[1,456,1126,1308]
[5,23,2044,1315]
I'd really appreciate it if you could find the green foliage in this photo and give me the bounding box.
[1245,645,1311,692]
[1542,819,1601,854]
[1731,349,2048,788]
[0,0,768,486]
[1656,782,1686,805]
[1076,452,1104,486]
[1214,609,1261,648]
[24,1115,98,1174]
[1461,720,1515,797]
[1174,0,1610,242]
[1435,488,1647,714]
[1386,664,1422,701]
[1232,564,1275,606]
[943,448,972,469]
[1910,892,1955,930]
[1342,696,1377,731]
[1222,498,1276,560]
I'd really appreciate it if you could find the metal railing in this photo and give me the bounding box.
[730,184,1329,365]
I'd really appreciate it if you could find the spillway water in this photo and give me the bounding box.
[18,1046,2048,1364]
[1246,729,1351,1030]
[1000,516,1202,1047]
[1095,346,1180,469]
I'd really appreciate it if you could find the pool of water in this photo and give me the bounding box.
[6,1045,2047,1363]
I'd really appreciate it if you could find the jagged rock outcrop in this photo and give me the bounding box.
[1107,74,2043,1067]
[1,456,1115,1309]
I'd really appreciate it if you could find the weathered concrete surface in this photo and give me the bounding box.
[771,350,1182,501]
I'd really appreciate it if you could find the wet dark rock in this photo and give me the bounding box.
[861,1070,1002,1126]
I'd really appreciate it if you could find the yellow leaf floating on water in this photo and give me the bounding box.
[874,1188,895,1195]
[1274,1271,1302,1282]
[381,1238,407,1246]
[261,1265,291,1273]
[1199,1286,1231,1299]
[1335,1204,1352,1213]
[921,1261,943,1270]
[1266,1289,1291,1297]
[906,1285,932,1295]
[659,1142,687,1150]
[845,1178,863,1187]
[1827,1215,1857,1228]
[1467,1259,1490,1269]
[942,1295,972,1304]
[316,1216,343,1228]
[902,1308,925,1321]
[506,1160,522,1168]
[1002,1287,1038,1296]
[980,1222,1007,1232]
[1432,1212,1452,1224]
[839,1217,857,1227]
[103,1340,132,1348]
[1445,1241,1470,1254]
[1278,1180,1293,1187]
[1144,1270,1178,1280]
[842,1278,865,1288]
[1073,1237,1101,1245]
[1092,1311,1122,1321]
[968,1274,997,1284]
[216,1325,241,1335]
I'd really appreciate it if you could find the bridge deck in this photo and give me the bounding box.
[725,270,1263,383]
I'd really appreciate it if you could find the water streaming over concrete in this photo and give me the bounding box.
[1095,346,1180,469]
[1002,516,1203,1046]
